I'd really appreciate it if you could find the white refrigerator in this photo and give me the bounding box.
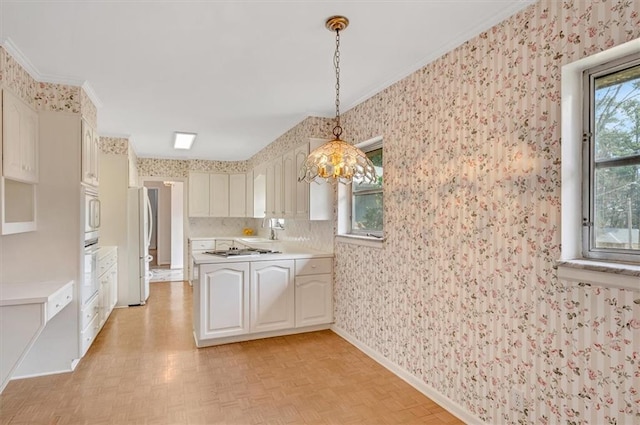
[127,187,153,305]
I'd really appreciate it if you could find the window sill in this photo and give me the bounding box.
[556,259,640,291]
[336,234,385,249]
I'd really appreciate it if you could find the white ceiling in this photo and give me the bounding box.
[1,0,533,161]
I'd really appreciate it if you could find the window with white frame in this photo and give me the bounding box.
[337,137,384,242]
[351,139,383,237]
[582,53,640,263]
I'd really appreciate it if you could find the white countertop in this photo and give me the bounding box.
[189,236,274,242]
[192,245,332,265]
[0,280,74,307]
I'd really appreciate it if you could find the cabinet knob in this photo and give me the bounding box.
[55,303,60,308]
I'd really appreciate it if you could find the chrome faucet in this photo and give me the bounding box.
[262,218,284,240]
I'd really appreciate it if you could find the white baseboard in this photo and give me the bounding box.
[12,365,74,380]
[331,325,483,425]
[195,324,332,348]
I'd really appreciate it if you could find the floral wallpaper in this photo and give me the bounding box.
[99,137,129,155]
[248,116,333,169]
[137,158,247,178]
[34,82,80,114]
[332,1,640,424]
[80,88,97,128]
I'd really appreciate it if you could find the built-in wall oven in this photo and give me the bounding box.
[82,188,101,304]
[82,242,100,304]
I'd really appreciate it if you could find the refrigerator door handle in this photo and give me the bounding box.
[145,194,153,248]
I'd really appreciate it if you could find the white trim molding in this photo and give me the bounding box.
[1,37,103,109]
[559,37,640,289]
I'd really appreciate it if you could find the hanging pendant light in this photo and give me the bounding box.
[298,16,377,185]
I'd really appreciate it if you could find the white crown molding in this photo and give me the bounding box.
[1,37,41,81]
[0,37,103,109]
[98,132,131,139]
[80,81,103,109]
[342,0,536,113]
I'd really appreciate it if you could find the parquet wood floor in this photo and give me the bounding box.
[0,281,464,425]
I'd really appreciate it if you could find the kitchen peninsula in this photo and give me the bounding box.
[191,239,333,347]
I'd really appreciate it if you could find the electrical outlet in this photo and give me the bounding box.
[512,389,524,411]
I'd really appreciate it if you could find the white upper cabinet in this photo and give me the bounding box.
[81,119,99,187]
[245,169,254,218]
[256,139,333,221]
[188,172,210,217]
[188,171,248,218]
[294,144,309,219]
[273,157,284,217]
[253,165,266,218]
[229,173,247,217]
[2,89,38,183]
[307,138,333,221]
[209,173,229,217]
[282,150,296,218]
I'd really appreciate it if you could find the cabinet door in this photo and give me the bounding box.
[2,91,22,179]
[81,121,94,185]
[308,138,334,221]
[2,90,38,183]
[229,173,247,217]
[109,265,118,311]
[273,158,284,217]
[253,166,266,218]
[188,172,210,217]
[282,150,295,218]
[295,274,333,327]
[245,170,254,218]
[92,130,100,186]
[294,144,309,219]
[265,162,275,217]
[209,173,229,217]
[198,263,250,339]
[250,260,295,333]
[99,273,109,329]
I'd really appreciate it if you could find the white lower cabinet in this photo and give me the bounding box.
[80,293,100,356]
[250,260,295,333]
[196,262,250,339]
[295,274,333,327]
[194,256,332,347]
[294,258,333,327]
[97,247,117,328]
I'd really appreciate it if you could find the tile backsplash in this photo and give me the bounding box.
[188,217,260,238]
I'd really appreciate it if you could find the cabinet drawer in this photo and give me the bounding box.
[295,258,332,276]
[81,293,100,330]
[191,240,216,251]
[80,312,100,356]
[98,250,117,276]
[47,283,73,321]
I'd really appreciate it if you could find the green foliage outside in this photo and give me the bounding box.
[593,65,640,249]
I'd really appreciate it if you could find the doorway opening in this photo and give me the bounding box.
[143,180,185,282]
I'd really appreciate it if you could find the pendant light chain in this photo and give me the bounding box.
[298,15,377,186]
[333,28,342,139]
